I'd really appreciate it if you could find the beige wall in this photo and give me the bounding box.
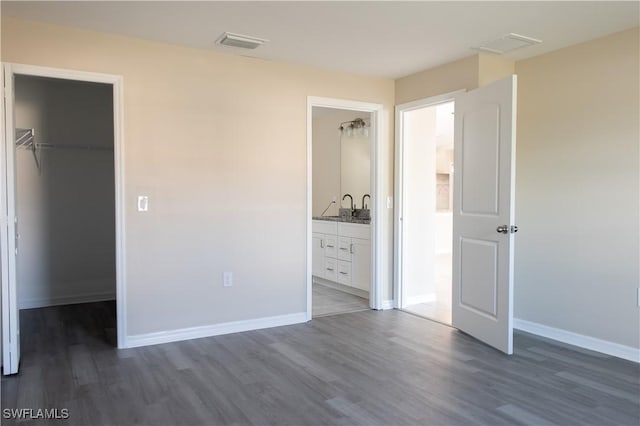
[478,54,515,87]
[395,56,478,105]
[515,28,639,348]
[1,17,395,336]
[396,54,514,105]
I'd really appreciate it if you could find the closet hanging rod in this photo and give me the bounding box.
[34,143,113,152]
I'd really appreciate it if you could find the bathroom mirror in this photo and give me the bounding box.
[311,107,371,217]
[340,114,371,210]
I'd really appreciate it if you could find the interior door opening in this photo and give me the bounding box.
[311,106,373,318]
[2,66,122,375]
[398,101,454,325]
[306,97,383,320]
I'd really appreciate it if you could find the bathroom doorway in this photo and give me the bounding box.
[395,94,456,325]
[306,97,383,321]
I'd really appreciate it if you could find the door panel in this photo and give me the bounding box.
[452,75,517,355]
[461,104,500,215]
[459,238,498,317]
[2,64,20,374]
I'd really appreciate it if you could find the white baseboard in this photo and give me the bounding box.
[514,318,640,363]
[127,312,308,349]
[405,293,436,306]
[19,291,116,310]
[381,299,395,310]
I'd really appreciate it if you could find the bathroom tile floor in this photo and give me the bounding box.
[312,282,369,317]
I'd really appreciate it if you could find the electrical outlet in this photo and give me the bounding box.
[223,272,233,287]
[332,195,337,202]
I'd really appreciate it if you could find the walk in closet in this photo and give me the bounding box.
[14,75,116,328]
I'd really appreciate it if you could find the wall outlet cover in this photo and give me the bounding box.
[223,272,233,287]
[137,195,149,212]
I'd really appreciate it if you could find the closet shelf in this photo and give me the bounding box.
[15,127,113,173]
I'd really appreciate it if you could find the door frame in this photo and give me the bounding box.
[1,63,127,374]
[393,90,464,310]
[306,96,384,320]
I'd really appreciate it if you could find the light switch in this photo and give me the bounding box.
[137,196,149,212]
[387,196,393,209]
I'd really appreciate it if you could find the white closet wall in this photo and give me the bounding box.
[15,76,115,309]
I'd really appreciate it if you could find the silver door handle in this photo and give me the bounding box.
[497,225,518,234]
[320,239,325,248]
[350,244,354,254]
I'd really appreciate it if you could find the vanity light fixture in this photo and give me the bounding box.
[216,32,269,49]
[339,118,369,137]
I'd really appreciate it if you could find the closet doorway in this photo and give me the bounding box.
[1,64,125,375]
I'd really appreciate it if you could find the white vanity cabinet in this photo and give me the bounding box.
[312,220,371,293]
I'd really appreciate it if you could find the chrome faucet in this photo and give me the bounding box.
[362,194,371,209]
[342,194,354,213]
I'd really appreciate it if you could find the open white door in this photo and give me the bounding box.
[452,75,517,354]
[1,63,20,374]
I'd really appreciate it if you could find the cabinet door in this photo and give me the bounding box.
[337,237,352,261]
[337,260,352,286]
[324,257,338,282]
[324,235,338,259]
[312,233,325,278]
[351,237,371,292]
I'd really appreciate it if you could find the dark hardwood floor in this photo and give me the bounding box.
[2,302,638,426]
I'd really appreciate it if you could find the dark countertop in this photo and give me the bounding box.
[312,216,371,225]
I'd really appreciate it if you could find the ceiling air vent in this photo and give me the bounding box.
[216,32,268,49]
[472,33,542,54]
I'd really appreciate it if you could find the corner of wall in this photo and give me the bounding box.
[477,53,515,87]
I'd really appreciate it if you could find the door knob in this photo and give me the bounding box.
[497,225,518,234]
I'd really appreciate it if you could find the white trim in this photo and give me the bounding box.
[404,293,437,306]
[306,96,385,321]
[19,291,116,310]
[127,312,307,348]
[381,300,395,310]
[514,318,640,363]
[393,90,464,311]
[1,64,128,371]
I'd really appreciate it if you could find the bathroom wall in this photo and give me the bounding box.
[312,107,371,216]
[402,105,437,304]
[15,75,115,308]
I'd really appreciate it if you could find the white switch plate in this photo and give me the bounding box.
[223,272,233,287]
[387,196,393,209]
[137,196,149,212]
[637,288,640,307]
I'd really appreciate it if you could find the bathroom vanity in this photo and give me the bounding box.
[312,218,371,293]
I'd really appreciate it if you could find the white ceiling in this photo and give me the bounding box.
[2,1,638,79]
